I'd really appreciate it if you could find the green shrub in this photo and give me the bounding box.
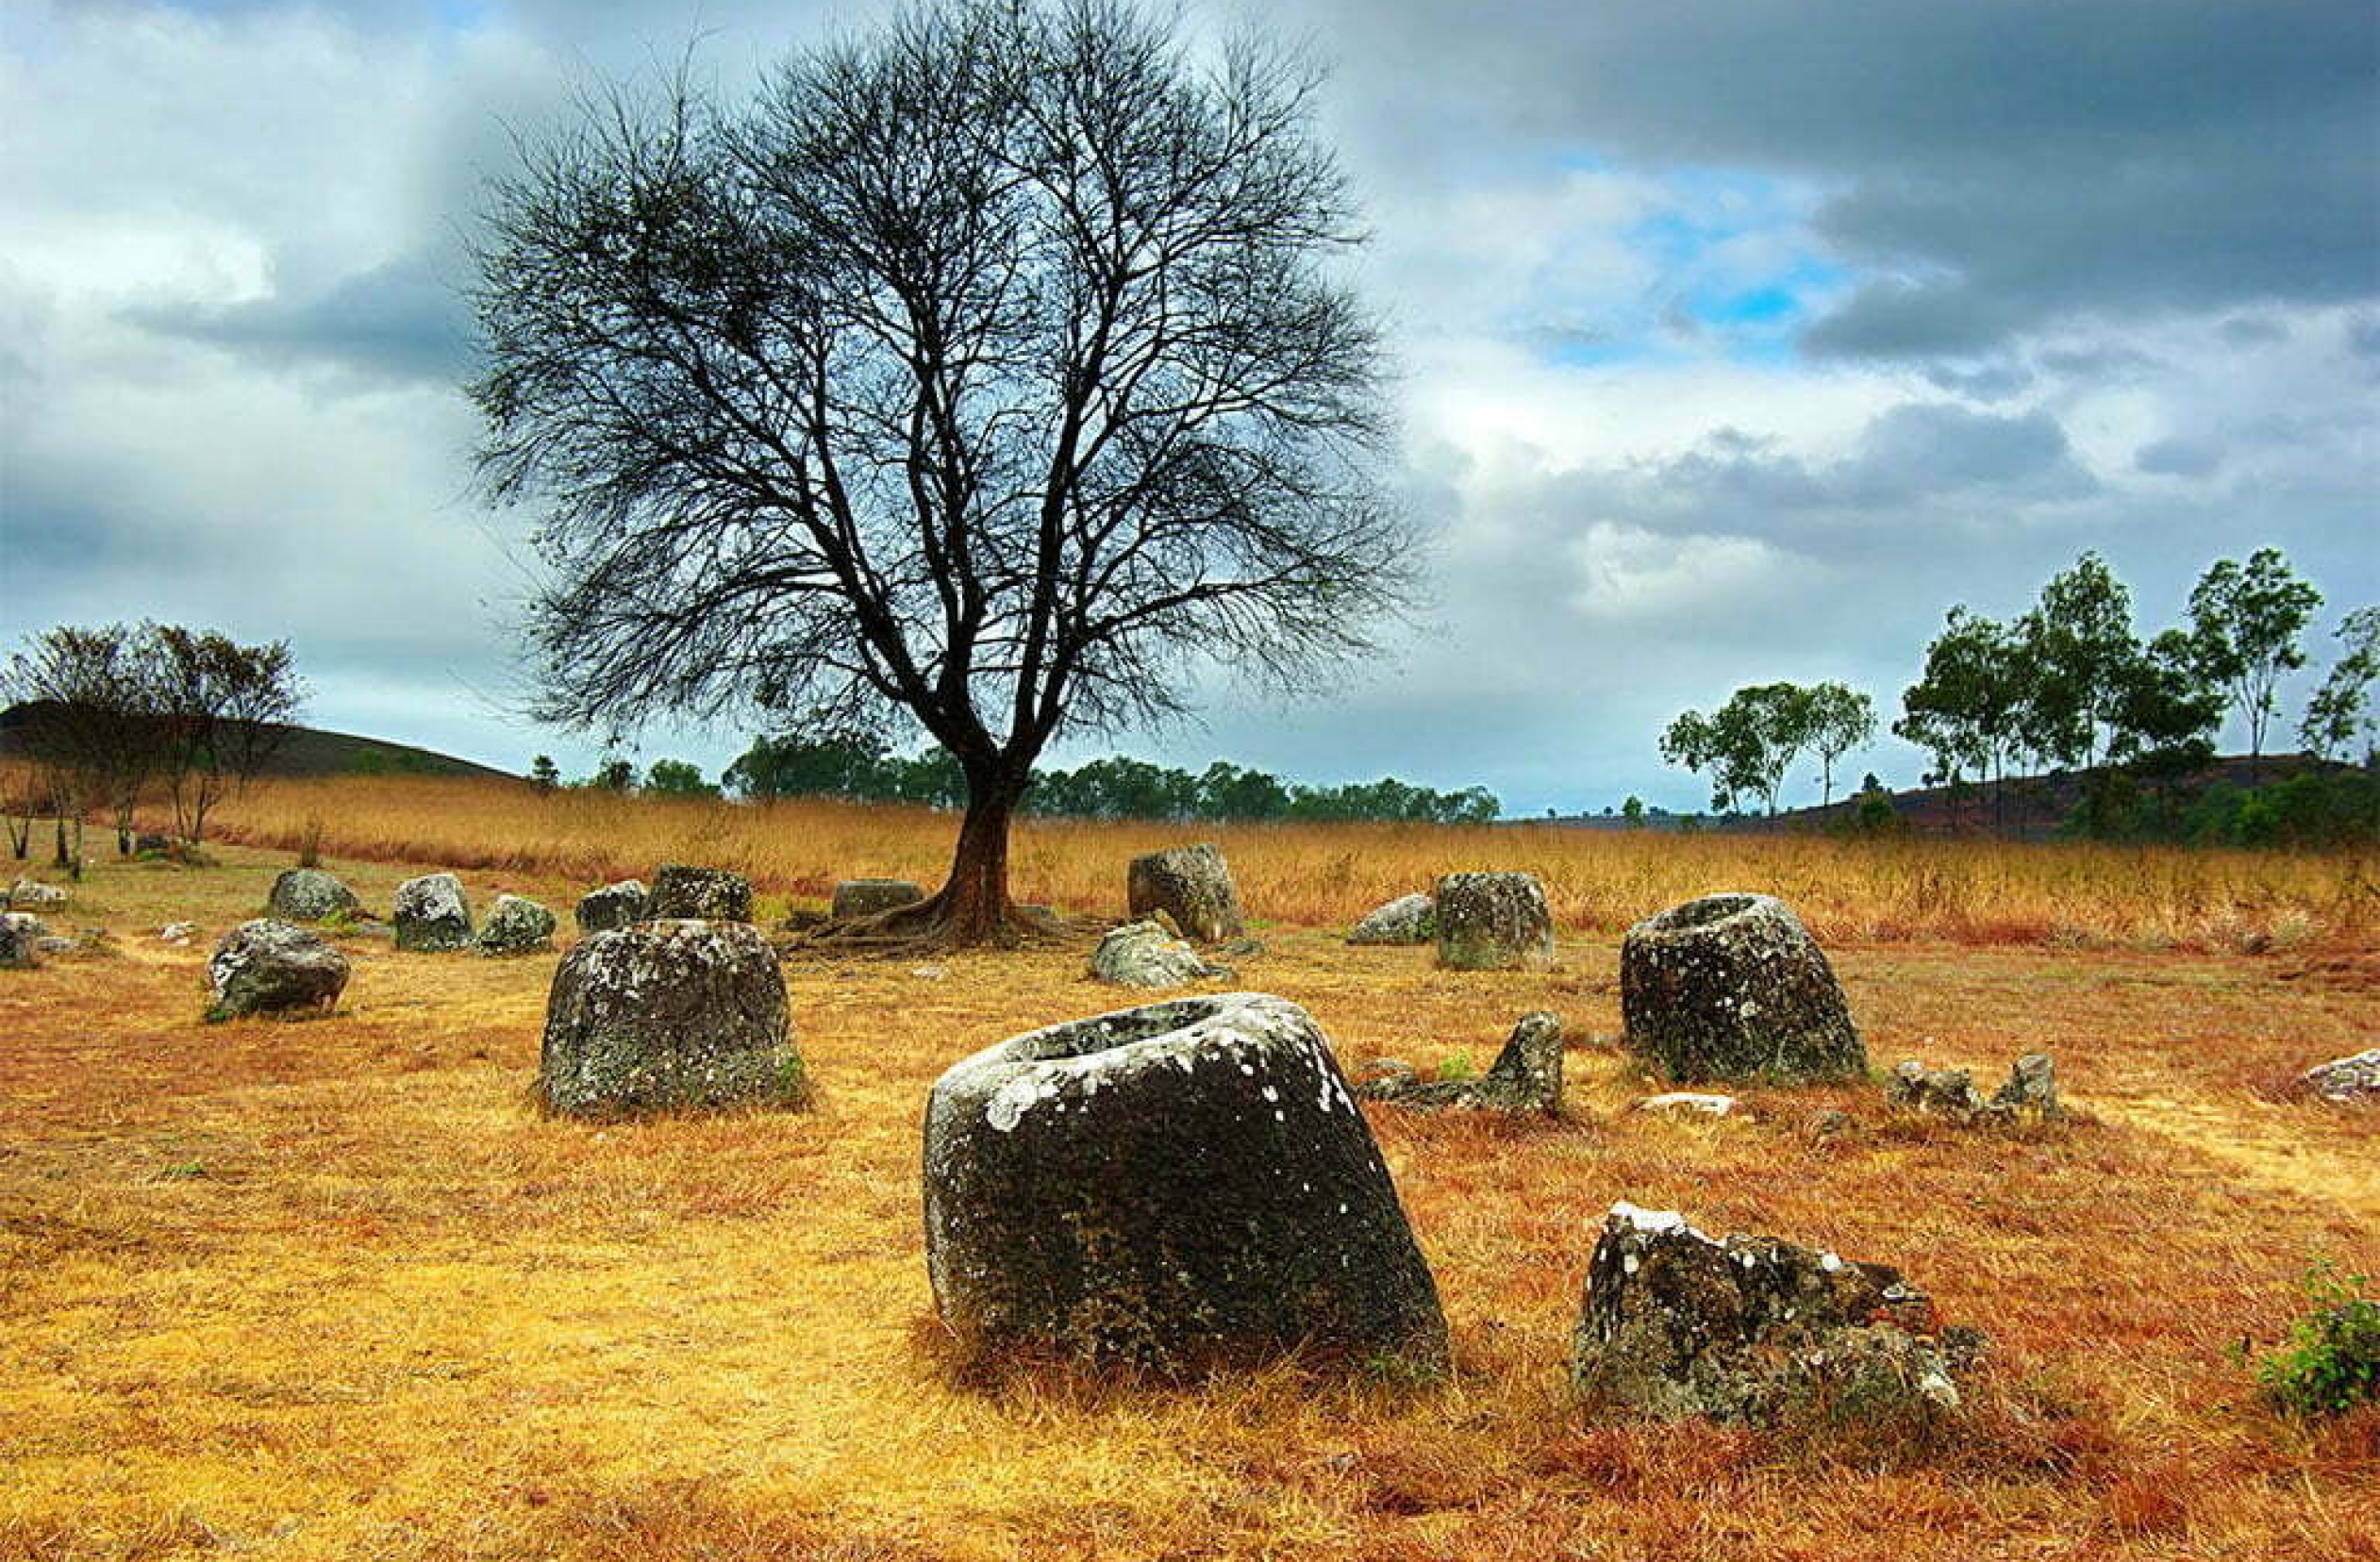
[2253,1261,2380,1417]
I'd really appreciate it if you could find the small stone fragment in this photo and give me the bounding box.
[1636,1091,1737,1117]
[207,920,351,1020]
[2289,1047,2380,1104]
[158,922,198,945]
[1354,1012,1564,1115]
[0,914,42,970]
[1126,844,1246,942]
[265,868,360,922]
[574,879,649,933]
[1348,892,1436,946]
[6,879,67,908]
[1889,1053,2063,1125]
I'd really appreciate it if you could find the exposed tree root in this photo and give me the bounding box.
[789,891,1078,955]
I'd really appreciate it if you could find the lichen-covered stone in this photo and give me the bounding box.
[1889,1054,2062,1124]
[2290,1047,2380,1104]
[574,879,648,933]
[1089,921,1233,989]
[392,872,474,952]
[477,894,558,955]
[924,992,1449,1372]
[1636,1091,1738,1118]
[206,920,350,1020]
[1434,872,1556,971]
[7,879,67,909]
[1127,844,1246,942]
[265,868,359,923]
[1,913,42,970]
[537,919,803,1118]
[1355,1012,1564,1114]
[1570,1202,1981,1424]
[646,864,752,922]
[1348,892,1436,946]
[832,878,925,920]
[1620,893,1864,1082]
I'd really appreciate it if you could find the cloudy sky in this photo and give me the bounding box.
[4,0,2374,814]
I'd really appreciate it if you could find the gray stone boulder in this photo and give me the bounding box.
[1635,1091,1739,1118]
[392,872,474,952]
[924,991,1449,1373]
[1434,872,1556,970]
[1089,920,1233,989]
[7,879,67,909]
[1,913,42,970]
[477,894,558,955]
[537,920,804,1118]
[1355,1012,1564,1114]
[2291,1047,2380,1104]
[646,863,752,922]
[1889,1054,2062,1125]
[574,879,649,933]
[832,878,926,920]
[1620,893,1864,1083]
[266,868,360,923]
[206,920,351,1021]
[1348,892,1436,946]
[1571,1202,1981,1424]
[1127,844,1246,942]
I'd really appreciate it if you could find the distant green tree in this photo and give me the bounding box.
[2188,548,2322,774]
[2018,552,2140,773]
[1661,682,1818,815]
[1896,607,2027,826]
[1804,681,1876,809]
[587,757,635,791]
[527,754,560,790]
[2299,607,2379,762]
[644,758,718,797]
[1621,794,1645,828]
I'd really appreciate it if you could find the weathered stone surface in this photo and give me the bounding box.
[266,868,359,922]
[207,920,351,1020]
[1620,893,1864,1083]
[1,913,42,970]
[7,879,67,908]
[1637,1091,1738,1118]
[392,872,474,952]
[158,922,198,945]
[924,992,1449,1372]
[1089,921,1233,989]
[832,878,925,920]
[1127,844,1246,942]
[2291,1047,2380,1104]
[1571,1202,1981,1424]
[646,864,753,922]
[1889,1053,2062,1125]
[1348,892,1436,946]
[1434,872,1556,970]
[537,919,804,1118]
[477,894,558,955]
[1355,1012,1564,1114]
[574,879,649,933]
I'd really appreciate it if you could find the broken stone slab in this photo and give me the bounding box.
[1127,844,1246,942]
[265,868,360,923]
[645,864,753,922]
[1620,893,1865,1083]
[831,878,926,920]
[206,920,351,1021]
[6,879,67,909]
[537,919,805,1118]
[1570,1201,1982,1425]
[1888,1053,2062,1125]
[1434,872,1556,971]
[477,894,558,955]
[2289,1047,2380,1104]
[1348,892,1436,946]
[1636,1091,1738,1118]
[392,872,474,953]
[1089,920,1234,989]
[924,991,1449,1373]
[158,922,198,945]
[0,914,42,970]
[574,879,649,934]
[1354,1012,1564,1115]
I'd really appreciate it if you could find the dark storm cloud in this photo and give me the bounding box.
[126,253,472,387]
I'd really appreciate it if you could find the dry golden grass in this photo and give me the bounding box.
[2,795,2375,1560]
[201,773,2377,953]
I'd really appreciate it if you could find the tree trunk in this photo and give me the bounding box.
[933,768,1024,944]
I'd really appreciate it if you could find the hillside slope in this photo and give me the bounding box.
[0,702,514,782]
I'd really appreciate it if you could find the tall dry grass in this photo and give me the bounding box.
[195,773,2378,951]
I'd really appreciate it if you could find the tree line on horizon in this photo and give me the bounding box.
[1660,547,2377,841]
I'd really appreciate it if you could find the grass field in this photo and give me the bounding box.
[2,788,2375,1560]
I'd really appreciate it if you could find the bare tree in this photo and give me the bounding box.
[471,0,1414,943]
[152,626,303,846]
[3,625,165,876]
